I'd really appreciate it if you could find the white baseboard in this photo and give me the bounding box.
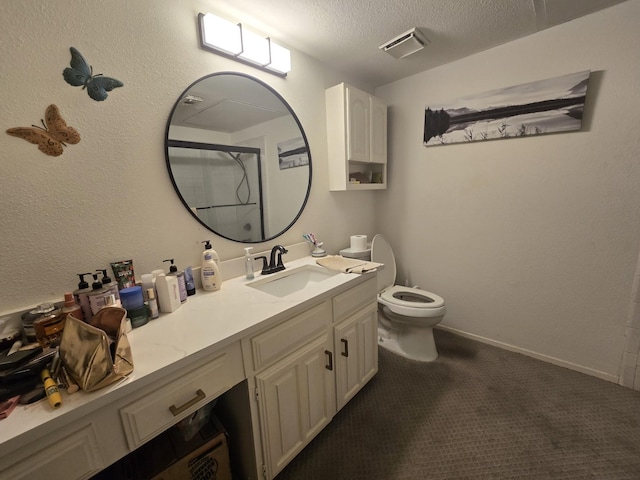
[436,325,619,384]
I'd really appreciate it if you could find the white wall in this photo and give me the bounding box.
[3,0,637,385]
[0,0,377,313]
[375,0,640,381]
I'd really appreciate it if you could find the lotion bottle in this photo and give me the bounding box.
[244,247,254,280]
[201,240,221,291]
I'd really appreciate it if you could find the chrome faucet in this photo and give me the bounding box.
[256,245,288,274]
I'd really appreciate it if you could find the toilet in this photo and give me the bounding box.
[371,234,446,362]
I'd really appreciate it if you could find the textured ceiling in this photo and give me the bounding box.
[212,0,628,87]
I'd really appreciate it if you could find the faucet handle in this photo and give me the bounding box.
[276,247,288,267]
[255,256,269,275]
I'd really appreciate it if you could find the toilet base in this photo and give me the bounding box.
[377,324,438,362]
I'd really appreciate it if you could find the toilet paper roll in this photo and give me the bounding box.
[350,235,368,251]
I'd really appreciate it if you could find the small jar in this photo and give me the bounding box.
[120,286,148,328]
[32,303,65,347]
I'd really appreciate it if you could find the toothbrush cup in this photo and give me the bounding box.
[311,242,327,257]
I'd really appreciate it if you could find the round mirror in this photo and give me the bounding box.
[165,72,312,243]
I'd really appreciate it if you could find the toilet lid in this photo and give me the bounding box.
[371,234,396,292]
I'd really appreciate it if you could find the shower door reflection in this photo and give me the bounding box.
[167,141,264,242]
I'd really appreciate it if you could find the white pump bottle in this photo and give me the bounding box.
[201,240,221,291]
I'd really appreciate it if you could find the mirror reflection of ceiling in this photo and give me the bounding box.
[165,72,312,244]
[170,76,290,133]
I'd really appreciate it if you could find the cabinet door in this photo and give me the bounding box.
[334,302,379,411]
[346,86,370,162]
[370,95,387,164]
[256,334,336,479]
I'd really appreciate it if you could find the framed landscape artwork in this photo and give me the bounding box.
[424,70,591,146]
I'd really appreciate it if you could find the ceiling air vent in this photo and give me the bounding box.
[379,28,429,59]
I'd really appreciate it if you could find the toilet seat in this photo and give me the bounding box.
[379,286,446,317]
[380,286,445,309]
[372,234,446,318]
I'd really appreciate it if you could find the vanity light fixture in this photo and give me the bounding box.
[198,12,292,76]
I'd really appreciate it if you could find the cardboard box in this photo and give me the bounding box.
[95,412,232,480]
[152,415,232,480]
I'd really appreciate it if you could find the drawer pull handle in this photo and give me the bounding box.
[169,389,206,416]
[341,338,349,357]
[325,350,333,371]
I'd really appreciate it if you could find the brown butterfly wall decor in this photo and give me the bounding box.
[6,104,81,157]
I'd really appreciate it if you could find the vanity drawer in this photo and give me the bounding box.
[333,276,377,323]
[249,299,331,372]
[1,423,103,480]
[120,341,243,449]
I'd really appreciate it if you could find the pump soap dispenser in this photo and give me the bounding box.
[244,247,254,280]
[201,240,221,291]
[73,272,93,321]
[163,259,188,303]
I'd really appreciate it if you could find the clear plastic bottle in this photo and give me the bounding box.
[146,288,159,319]
[244,247,254,280]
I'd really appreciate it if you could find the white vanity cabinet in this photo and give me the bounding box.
[245,299,335,479]
[255,333,335,477]
[119,341,244,450]
[0,341,244,480]
[247,277,379,479]
[0,256,379,480]
[332,277,379,411]
[326,82,388,191]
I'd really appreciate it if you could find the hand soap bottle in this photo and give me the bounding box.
[163,259,188,303]
[87,273,112,318]
[73,273,93,321]
[201,240,221,291]
[244,247,254,280]
[97,269,120,300]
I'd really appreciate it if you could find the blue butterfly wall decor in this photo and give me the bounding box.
[63,47,123,101]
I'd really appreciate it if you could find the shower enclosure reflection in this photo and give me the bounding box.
[165,72,312,243]
[168,142,264,242]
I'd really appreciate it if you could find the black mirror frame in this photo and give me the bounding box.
[164,71,312,243]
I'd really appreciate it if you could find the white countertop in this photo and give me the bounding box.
[0,255,367,454]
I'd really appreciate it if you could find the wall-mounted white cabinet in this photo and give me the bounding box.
[326,83,388,191]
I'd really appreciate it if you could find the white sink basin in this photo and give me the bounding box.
[247,264,339,297]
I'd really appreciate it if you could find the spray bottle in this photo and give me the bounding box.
[201,240,221,291]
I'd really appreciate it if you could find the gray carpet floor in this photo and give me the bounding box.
[275,329,640,480]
